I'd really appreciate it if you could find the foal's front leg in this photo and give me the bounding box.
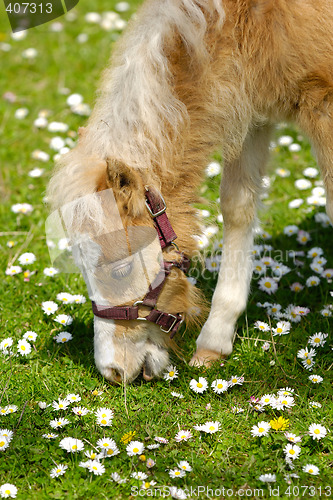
[191,125,272,366]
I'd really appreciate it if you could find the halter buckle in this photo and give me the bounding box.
[160,314,182,334]
[145,190,167,218]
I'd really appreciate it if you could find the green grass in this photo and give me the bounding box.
[0,2,332,499]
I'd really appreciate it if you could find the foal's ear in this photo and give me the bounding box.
[105,158,146,217]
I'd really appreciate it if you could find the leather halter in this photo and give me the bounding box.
[91,186,190,338]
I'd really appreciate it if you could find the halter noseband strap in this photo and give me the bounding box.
[91,186,190,338]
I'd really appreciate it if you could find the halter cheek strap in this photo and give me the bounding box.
[91,186,191,338]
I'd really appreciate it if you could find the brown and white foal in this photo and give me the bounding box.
[48,0,333,383]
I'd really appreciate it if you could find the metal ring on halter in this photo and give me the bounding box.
[133,300,147,320]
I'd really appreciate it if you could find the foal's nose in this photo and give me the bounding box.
[109,368,123,384]
[142,353,154,381]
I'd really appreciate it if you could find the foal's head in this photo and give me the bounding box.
[70,158,199,383]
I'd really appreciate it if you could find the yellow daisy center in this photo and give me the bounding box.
[197,383,203,388]
[21,346,26,351]
[175,471,180,475]
[314,338,320,343]
[277,328,283,333]
[101,419,107,424]
[314,429,320,434]
[217,384,223,389]
[209,426,215,431]
[56,469,61,473]
[133,447,139,453]
[72,445,77,450]
[265,282,271,288]
[309,469,313,473]
[289,449,295,455]
[0,441,5,446]
[107,449,114,455]
[169,371,174,377]
[258,427,264,433]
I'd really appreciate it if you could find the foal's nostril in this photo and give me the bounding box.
[110,368,123,384]
[142,355,154,381]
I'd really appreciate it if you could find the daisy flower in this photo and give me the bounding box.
[306,276,320,287]
[205,161,221,177]
[250,421,270,437]
[211,379,229,394]
[258,277,278,294]
[42,433,58,439]
[0,430,13,443]
[302,464,319,475]
[258,473,276,482]
[308,423,327,440]
[17,339,31,356]
[154,436,169,445]
[18,253,36,265]
[189,377,208,393]
[278,387,295,397]
[272,321,291,336]
[163,365,178,381]
[271,396,295,410]
[169,469,186,479]
[284,444,301,460]
[195,421,220,434]
[43,267,59,277]
[254,321,270,332]
[52,399,70,411]
[297,230,311,245]
[142,480,157,489]
[66,394,81,403]
[23,331,37,342]
[50,464,68,478]
[50,418,70,429]
[95,408,114,420]
[5,266,22,276]
[126,440,144,456]
[12,203,34,214]
[309,375,323,384]
[174,430,192,442]
[308,332,328,348]
[297,348,316,360]
[205,256,220,272]
[309,402,322,408]
[56,293,74,304]
[59,437,84,453]
[284,432,302,443]
[229,375,244,386]
[5,406,17,415]
[41,301,58,315]
[302,357,315,371]
[0,338,13,353]
[290,282,304,293]
[147,444,160,450]
[0,484,18,498]
[54,315,73,326]
[320,308,332,317]
[110,472,127,484]
[260,394,274,406]
[131,472,148,480]
[28,167,44,177]
[88,461,105,475]
[0,435,9,451]
[232,406,245,413]
[97,437,119,457]
[72,407,89,416]
[84,449,102,460]
[171,392,184,398]
[178,460,192,472]
[72,294,86,304]
[146,458,156,468]
[54,332,73,343]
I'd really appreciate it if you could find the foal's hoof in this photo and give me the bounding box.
[189,348,224,367]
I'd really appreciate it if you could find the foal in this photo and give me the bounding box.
[48,0,333,382]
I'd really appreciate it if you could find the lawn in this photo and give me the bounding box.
[0,1,332,499]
